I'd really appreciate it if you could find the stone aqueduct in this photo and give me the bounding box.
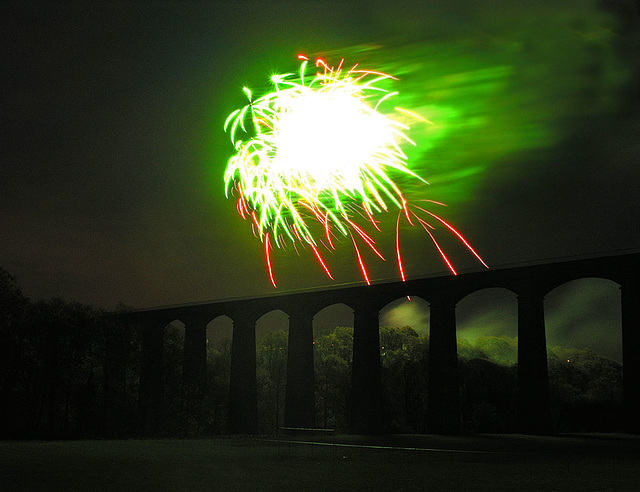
[115,252,640,435]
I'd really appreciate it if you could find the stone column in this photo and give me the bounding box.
[183,317,208,389]
[183,316,208,435]
[517,288,550,434]
[427,297,461,435]
[621,280,640,434]
[350,303,382,434]
[284,309,315,428]
[139,320,165,437]
[228,312,258,434]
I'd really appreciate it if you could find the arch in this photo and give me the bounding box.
[201,315,232,435]
[313,302,354,336]
[256,309,290,341]
[380,296,429,336]
[457,287,518,364]
[313,303,355,431]
[455,288,518,433]
[165,318,185,329]
[544,277,623,432]
[542,272,622,298]
[378,296,429,433]
[454,283,519,306]
[112,251,640,435]
[544,278,622,362]
[254,309,289,433]
[207,314,233,349]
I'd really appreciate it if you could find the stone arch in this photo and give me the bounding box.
[456,287,518,364]
[544,278,621,361]
[313,302,354,337]
[380,295,430,336]
[256,309,290,341]
[254,309,289,433]
[166,318,185,329]
[544,277,623,432]
[456,288,519,433]
[312,303,355,431]
[378,296,430,433]
[199,314,233,435]
[207,314,233,349]
[115,251,640,435]
[542,271,621,298]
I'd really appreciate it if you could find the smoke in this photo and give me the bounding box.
[379,279,623,362]
[203,279,622,362]
[380,297,430,335]
[545,279,622,362]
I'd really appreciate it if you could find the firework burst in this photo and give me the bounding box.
[224,55,486,286]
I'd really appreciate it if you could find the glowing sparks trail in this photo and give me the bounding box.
[224,55,487,286]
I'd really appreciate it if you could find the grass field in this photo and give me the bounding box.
[2,434,639,491]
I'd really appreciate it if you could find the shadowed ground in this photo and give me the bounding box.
[2,434,639,491]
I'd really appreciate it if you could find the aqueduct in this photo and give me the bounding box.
[113,252,640,435]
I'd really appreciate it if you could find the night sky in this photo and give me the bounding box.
[2,1,638,360]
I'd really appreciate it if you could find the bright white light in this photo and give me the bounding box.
[272,90,398,192]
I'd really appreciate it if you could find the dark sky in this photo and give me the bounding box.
[2,1,639,359]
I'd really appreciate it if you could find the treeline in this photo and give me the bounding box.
[0,268,624,438]
[1,268,139,438]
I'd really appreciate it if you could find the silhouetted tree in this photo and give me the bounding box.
[459,357,517,434]
[380,326,429,433]
[0,268,30,438]
[100,315,142,438]
[203,338,231,434]
[0,267,626,438]
[24,298,100,438]
[257,330,288,433]
[314,326,353,431]
[548,347,623,432]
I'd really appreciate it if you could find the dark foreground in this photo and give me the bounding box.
[2,434,639,491]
